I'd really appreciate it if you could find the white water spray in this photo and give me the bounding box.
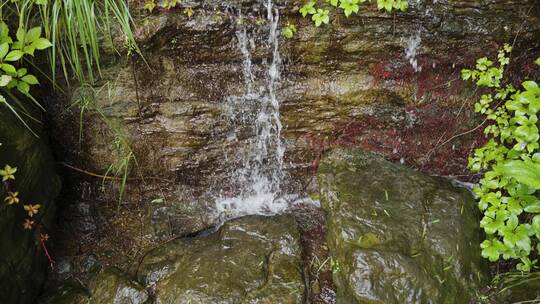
[405,31,422,72]
[216,0,288,217]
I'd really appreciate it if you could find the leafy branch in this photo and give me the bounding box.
[282,0,408,38]
[464,44,540,272]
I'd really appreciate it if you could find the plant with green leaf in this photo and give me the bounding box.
[0,0,142,203]
[144,0,181,12]
[299,0,408,27]
[463,44,540,272]
[3,0,140,85]
[0,22,51,96]
[281,22,297,39]
[0,0,141,129]
[0,20,52,131]
[72,83,137,206]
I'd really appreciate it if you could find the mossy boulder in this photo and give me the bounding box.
[40,282,89,304]
[88,268,148,304]
[317,148,489,303]
[137,215,305,303]
[0,106,61,303]
[494,273,540,303]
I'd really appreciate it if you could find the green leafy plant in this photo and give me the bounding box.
[299,0,408,26]
[312,8,330,27]
[0,0,141,136]
[281,22,297,39]
[0,20,52,132]
[0,22,51,96]
[339,0,360,17]
[463,44,540,272]
[3,0,140,85]
[377,0,408,12]
[0,1,143,205]
[144,0,181,12]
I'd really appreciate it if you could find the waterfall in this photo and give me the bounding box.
[216,0,288,217]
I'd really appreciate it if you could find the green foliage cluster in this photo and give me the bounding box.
[4,0,139,85]
[144,0,193,17]
[463,44,540,271]
[282,0,408,38]
[144,0,180,11]
[0,20,51,131]
[0,0,142,203]
[281,22,297,39]
[299,0,408,27]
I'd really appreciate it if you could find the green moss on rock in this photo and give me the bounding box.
[318,148,489,303]
[137,215,305,303]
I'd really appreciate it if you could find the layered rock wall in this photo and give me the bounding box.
[48,0,540,239]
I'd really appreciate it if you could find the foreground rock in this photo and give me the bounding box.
[318,148,489,303]
[495,273,540,303]
[44,268,147,304]
[137,214,304,303]
[0,106,61,303]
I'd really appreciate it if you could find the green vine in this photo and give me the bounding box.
[299,0,407,27]
[281,0,408,38]
[463,44,540,272]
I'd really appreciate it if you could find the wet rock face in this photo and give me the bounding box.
[44,268,148,304]
[44,215,304,303]
[317,148,489,303]
[88,269,148,304]
[0,106,61,304]
[47,0,540,239]
[496,274,540,303]
[137,215,304,303]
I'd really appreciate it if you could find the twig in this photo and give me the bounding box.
[40,235,55,270]
[511,0,537,50]
[59,162,173,183]
[434,118,487,148]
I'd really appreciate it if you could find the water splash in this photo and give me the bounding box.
[216,0,288,217]
[404,31,422,72]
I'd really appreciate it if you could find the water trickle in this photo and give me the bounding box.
[404,31,422,72]
[216,0,289,217]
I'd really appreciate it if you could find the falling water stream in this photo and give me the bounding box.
[215,0,290,217]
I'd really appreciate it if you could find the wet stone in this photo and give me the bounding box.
[137,214,305,303]
[318,148,490,303]
[87,268,148,304]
